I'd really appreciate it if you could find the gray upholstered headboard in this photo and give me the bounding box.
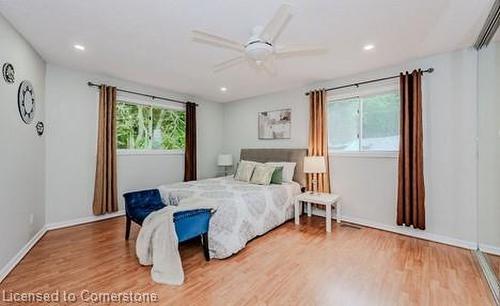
[240,148,308,187]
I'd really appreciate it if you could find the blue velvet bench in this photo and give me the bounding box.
[123,189,213,261]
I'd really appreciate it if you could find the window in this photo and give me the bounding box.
[328,90,400,153]
[116,100,185,153]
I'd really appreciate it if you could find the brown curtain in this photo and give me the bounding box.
[92,85,118,215]
[184,102,197,181]
[397,70,425,229]
[307,89,331,193]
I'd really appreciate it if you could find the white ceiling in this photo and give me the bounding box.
[0,0,493,102]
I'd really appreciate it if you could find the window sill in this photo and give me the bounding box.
[117,149,184,156]
[329,151,398,158]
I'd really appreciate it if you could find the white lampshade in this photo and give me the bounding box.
[303,156,326,173]
[217,154,233,166]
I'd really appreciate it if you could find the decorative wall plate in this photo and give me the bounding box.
[18,80,36,124]
[36,121,44,136]
[2,63,15,83]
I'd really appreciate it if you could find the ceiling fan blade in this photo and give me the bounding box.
[275,45,328,57]
[192,30,245,53]
[260,4,293,43]
[260,59,277,76]
[213,56,246,72]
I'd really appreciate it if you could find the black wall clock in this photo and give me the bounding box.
[18,80,36,124]
[2,63,15,83]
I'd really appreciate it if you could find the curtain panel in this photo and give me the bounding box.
[397,70,426,229]
[307,89,331,193]
[184,102,197,182]
[92,85,118,215]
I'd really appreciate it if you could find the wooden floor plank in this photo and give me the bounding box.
[0,216,493,306]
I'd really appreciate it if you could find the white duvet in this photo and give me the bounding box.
[158,176,301,259]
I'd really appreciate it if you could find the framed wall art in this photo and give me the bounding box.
[258,108,291,139]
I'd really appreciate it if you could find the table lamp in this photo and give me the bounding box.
[304,156,326,194]
[217,154,233,176]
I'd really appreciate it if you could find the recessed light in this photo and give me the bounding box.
[363,44,375,51]
[220,87,227,92]
[74,44,85,51]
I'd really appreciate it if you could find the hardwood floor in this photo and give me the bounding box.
[0,216,493,306]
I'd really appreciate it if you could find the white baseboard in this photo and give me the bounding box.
[479,243,500,256]
[45,210,125,231]
[0,210,125,284]
[310,208,476,250]
[0,226,47,284]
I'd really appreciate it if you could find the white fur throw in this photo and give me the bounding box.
[136,198,217,285]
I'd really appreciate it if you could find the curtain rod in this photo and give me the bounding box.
[87,82,198,107]
[304,68,434,96]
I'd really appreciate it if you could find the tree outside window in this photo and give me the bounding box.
[116,101,185,151]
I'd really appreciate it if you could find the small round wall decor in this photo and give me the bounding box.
[2,63,15,83]
[18,80,36,124]
[36,121,44,136]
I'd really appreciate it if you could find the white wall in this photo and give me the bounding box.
[45,64,224,224]
[223,48,478,244]
[223,88,308,158]
[477,41,500,253]
[0,14,46,268]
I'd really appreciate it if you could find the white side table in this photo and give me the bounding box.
[294,192,341,232]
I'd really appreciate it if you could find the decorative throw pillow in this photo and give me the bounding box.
[250,165,276,185]
[270,166,283,184]
[234,160,257,182]
[266,162,296,183]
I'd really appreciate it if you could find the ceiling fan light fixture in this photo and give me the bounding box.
[245,41,274,62]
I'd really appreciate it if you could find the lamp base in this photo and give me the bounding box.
[219,165,232,176]
[309,178,318,194]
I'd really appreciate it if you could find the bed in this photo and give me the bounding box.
[158,148,307,259]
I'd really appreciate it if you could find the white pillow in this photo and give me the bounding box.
[234,160,257,182]
[265,162,296,183]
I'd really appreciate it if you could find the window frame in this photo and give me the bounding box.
[116,96,186,156]
[327,83,400,158]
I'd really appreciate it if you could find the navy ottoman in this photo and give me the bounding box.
[123,189,213,261]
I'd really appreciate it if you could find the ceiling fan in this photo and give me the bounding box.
[192,4,326,73]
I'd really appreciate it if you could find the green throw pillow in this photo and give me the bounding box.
[270,166,283,184]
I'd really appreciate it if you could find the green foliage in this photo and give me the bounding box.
[362,92,399,139]
[116,101,185,150]
[152,107,185,150]
[328,97,360,149]
[328,91,400,151]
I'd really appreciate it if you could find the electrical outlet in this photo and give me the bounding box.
[29,213,34,225]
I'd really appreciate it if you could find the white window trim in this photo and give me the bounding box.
[117,149,184,156]
[117,95,185,112]
[327,84,400,157]
[329,150,398,159]
[116,97,186,154]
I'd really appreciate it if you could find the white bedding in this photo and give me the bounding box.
[158,176,301,259]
